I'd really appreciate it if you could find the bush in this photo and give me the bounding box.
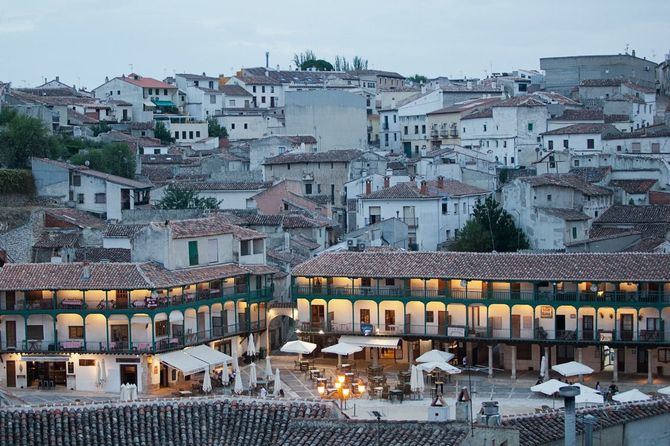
[0,169,35,195]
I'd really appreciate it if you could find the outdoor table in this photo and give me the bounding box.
[340,363,351,372]
[344,372,355,382]
[389,389,404,403]
[299,361,310,372]
[316,377,328,387]
[179,390,193,397]
[374,386,384,399]
[28,340,40,351]
[309,369,321,380]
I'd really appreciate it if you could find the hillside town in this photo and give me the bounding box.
[2,16,670,445]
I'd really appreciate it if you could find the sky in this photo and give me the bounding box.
[1,0,669,90]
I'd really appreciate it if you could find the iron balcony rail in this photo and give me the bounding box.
[292,286,669,305]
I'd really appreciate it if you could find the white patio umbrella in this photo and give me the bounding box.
[409,365,420,392]
[658,386,670,396]
[417,366,426,393]
[234,370,244,394]
[418,361,462,374]
[273,368,282,396]
[202,369,212,393]
[280,340,317,360]
[265,356,274,380]
[574,384,603,405]
[221,361,230,385]
[552,361,594,377]
[539,356,548,380]
[119,384,128,401]
[130,384,138,401]
[232,341,240,372]
[247,335,257,357]
[530,379,566,396]
[321,342,362,367]
[97,361,103,386]
[416,349,455,363]
[612,389,651,403]
[249,362,258,389]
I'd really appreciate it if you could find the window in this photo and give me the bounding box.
[196,131,200,138]
[229,99,236,107]
[483,124,487,132]
[510,157,515,165]
[426,311,434,323]
[547,194,552,202]
[330,162,334,169]
[27,325,44,340]
[421,125,426,134]
[253,238,263,254]
[587,139,595,149]
[210,95,216,104]
[305,183,313,195]
[527,122,533,131]
[462,202,467,214]
[68,326,84,339]
[617,145,622,152]
[174,131,179,139]
[94,193,106,204]
[240,240,251,256]
[163,89,168,95]
[652,143,660,153]
[659,348,670,363]
[79,359,95,366]
[360,309,371,324]
[574,159,580,167]
[252,86,257,93]
[155,320,168,337]
[287,164,291,170]
[414,125,419,134]
[647,317,660,331]
[563,139,569,149]
[154,149,161,155]
[572,227,578,239]
[72,175,81,187]
[317,184,321,193]
[404,126,408,135]
[148,88,153,95]
[188,240,199,266]
[632,142,641,153]
[231,123,236,129]
[182,131,186,139]
[518,83,528,92]
[244,123,248,129]
[548,140,554,150]
[77,193,85,204]
[208,238,218,263]
[361,278,371,287]
[442,203,448,214]
[453,203,458,214]
[261,86,266,93]
[189,131,193,139]
[385,278,395,286]
[261,96,266,103]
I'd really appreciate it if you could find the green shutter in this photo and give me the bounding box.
[188,241,199,265]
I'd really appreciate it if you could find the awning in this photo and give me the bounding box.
[169,311,184,322]
[143,100,156,108]
[339,335,400,349]
[152,99,176,107]
[21,355,69,362]
[185,345,232,367]
[159,350,208,376]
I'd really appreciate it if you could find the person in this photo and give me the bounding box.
[260,386,267,398]
[595,381,601,392]
[536,377,543,385]
[278,388,285,398]
[229,370,236,383]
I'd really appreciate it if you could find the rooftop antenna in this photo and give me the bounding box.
[624,43,629,54]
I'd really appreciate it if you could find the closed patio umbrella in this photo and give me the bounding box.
[130,384,138,401]
[612,389,651,403]
[247,335,256,357]
[273,368,282,396]
[119,384,128,402]
[221,361,230,385]
[417,366,425,393]
[234,370,244,394]
[416,349,455,363]
[539,356,548,380]
[265,356,273,380]
[202,369,212,393]
[552,361,594,377]
[232,341,239,371]
[410,365,420,392]
[321,342,362,366]
[249,362,258,389]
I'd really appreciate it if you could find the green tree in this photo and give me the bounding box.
[154,121,172,144]
[452,196,529,252]
[70,142,136,178]
[352,56,368,71]
[155,183,220,210]
[207,117,228,139]
[293,50,316,68]
[0,112,64,167]
[407,74,428,84]
[91,121,111,137]
[300,59,334,71]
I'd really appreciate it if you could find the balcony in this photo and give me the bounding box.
[292,286,669,307]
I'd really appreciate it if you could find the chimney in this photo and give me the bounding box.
[81,263,91,280]
[105,76,109,83]
[466,80,473,90]
[420,180,427,195]
[202,72,206,77]
[632,49,636,57]
[384,176,390,189]
[365,179,372,195]
[56,76,60,82]
[560,386,580,446]
[265,51,270,68]
[437,175,445,189]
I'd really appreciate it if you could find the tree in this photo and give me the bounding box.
[155,183,220,210]
[293,50,316,68]
[452,196,529,252]
[407,74,428,84]
[0,112,64,167]
[352,56,368,71]
[300,59,333,71]
[70,142,136,178]
[207,117,228,139]
[154,121,172,144]
[91,121,111,137]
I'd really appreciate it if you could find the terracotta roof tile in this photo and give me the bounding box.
[609,179,657,194]
[74,247,131,262]
[170,215,266,240]
[263,149,363,165]
[568,167,611,183]
[33,231,80,248]
[541,123,618,136]
[103,224,147,238]
[550,109,604,121]
[521,174,612,196]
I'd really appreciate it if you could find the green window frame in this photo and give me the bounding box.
[188,241,199,266]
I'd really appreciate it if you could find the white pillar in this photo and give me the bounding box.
[648,349,653,384]
[511,346,517,380]
[612,348,618,382]
[577,348,584,382]
[544,346,550,378]
[488,345,493,378]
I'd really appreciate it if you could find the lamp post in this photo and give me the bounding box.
[462,356,474,438]
[372,410,382,446]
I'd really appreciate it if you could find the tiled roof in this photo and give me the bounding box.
[503,400,670,446]
[278,419,468,446]
[181,181,272,191]
[550,109,604,121]
[170,215,266,240]
[361,182,430,199]
[267,249,308,267]
[263,149,363,165]
[74,247,131,262]
[361,180,488,200]
[579,78,656,93]
[594,205,670,224]
[291,235,321,250]
[440,84,500,93]
[350,69,405,79]
[120,73,175,90]
[537,207,590,221]
[241,214,285,226]
[460,108,493,120]
[609,179,657,194]
[437,180,489,197]
[622,236,668,252]
[139,262,251,288]
[219,84,253,96]
[568,167,611,183]
[602,124,670,140]
[0,399,332,446]
[44,208,106,229]
[103,224,147,238]
[176,72,219,81]
[604,114,631,123]
[426,98,502,115]
[34,158,152,189]
[282,214,327,229]
[33,231,80,248]
[0,263,150,290]
[492,96,546,108]
[521,174,612,196]
[286,135,318,145]
[649,191,670,205]
[292,251,670,282]
[541,123,617,136]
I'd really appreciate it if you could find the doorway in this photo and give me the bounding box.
[26,361,66,387]
[556,314,566,337]
[6,320,16,349]
[438,311,447,336]
[637,349,648,374]
[120,364,137,385]
[582,315,594,341]
[311,305,325,329]
[6,360,16,387]
[385,310,395,332]
[160,364,169,387]
[620,314,633,341]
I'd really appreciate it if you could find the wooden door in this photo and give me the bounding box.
[511,315,521,338]
[5,291,15,310]
[637,349,648,374]
[620,314,633,341]
[6,360,16,387]
[438,311,446,335]
[385,310,395,331]
[6,320,16,348]
[582,315,594,341]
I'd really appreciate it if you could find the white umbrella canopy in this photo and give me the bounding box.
[100,359,107,383]
[234,370,244,394]
[247,335,256,357]
[416,349,455,363]
[531,379,566,396]
[613,389,651,403]
[281,340,317,357]
[417,367,426,392]
[418,361,462,374]
[265,356,274,379]
[130,384,138,401]
[232,341,239,371]
[249,362,258,389]
[322,342,363,356]
[575,387,604,405]
[221,361,230,385]
[552,361,594,377]
[540,356,548,379]
[273,368,282,396]
[658,386,670,396]
[202,369,212,393]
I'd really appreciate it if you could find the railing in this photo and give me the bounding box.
[292,286,670,305]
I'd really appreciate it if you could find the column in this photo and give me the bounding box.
[105,316,110,351]
[351,302,355,332]
[577,348,584,382]
[372,348,379,368]
[488,345,493,378]
[408,341,414,364]
[511,345,517,380]
[647,349,653,384]
[612,348,618,382]
[151,315,156,351]
[53,315,57,350]
[423,302,427,335]
[82,315,87,351]
[544,346,550,378]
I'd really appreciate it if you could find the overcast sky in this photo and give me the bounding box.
[1,0,669,89]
